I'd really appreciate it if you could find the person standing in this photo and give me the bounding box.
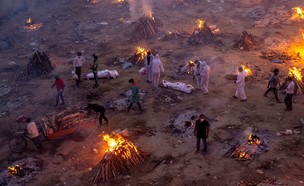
[151,54,164,88]
[194,114,209,154]
[284,76,295,111]
[86,103,108,126]
[233,66,247,102]
[127,79,143,112]
[51,74,65,107]
[144,51,154,83]
[89,54,99,88]
[194,60,211,95]
[26,118,43,152]
[264,68,281,103]
[73,52,85,86]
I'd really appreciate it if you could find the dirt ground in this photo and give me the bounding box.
[0,0,304,185]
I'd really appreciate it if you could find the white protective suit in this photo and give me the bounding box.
[235,70,247,100]
[144,54,154,82]
[152,54,164,87]
[195,61,211,94]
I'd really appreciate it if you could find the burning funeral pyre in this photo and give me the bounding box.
[0,157,42,185]
[226,133,268,161]
[131,15,158,41]
[23,18,43,31]
[233,31,257,51]
[290,7,304,22]
[90,133,144,183]
[283,67,304,95]
[128,46,157,63]
[180,60,197,75]
[18,51,54,81]
[188,19,213,46]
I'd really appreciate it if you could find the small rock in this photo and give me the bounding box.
[70,50,76,54]
[177,140,183,144]
[29,42,36,46]
[177,96,183,100]
[256,169,264,174]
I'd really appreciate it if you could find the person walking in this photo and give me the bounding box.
[86,103,108,126]
[284,76,295,111]
[144,51,154,83]
[151,54,164,88]
[73,52,85,86]
[26,118,43,152]
[194,60,211,95]
[89,54,99,88]
[51,74,65,107]
[264,68,281,103]
[233,66,247,102]
[194,114,209,154]
[127,79,143,112]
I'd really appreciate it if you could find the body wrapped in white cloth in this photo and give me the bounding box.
[162,80,194,93]
[83,70,119,79]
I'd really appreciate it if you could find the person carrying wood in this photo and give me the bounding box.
[26,118,43,152]
[284,76,295,111]
[87,103,108,126]
[89,54,99,88]
[264,68,281,103]
[51,74,65,107]
[73,52,85,86]
[127,79,143,112]
[194,114,209,154]
[233,66,247,102]
[144,51,154,83]
[151,54,164,88]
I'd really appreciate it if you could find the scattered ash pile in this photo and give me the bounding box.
[18,51,54,81]
[0,157,43,186]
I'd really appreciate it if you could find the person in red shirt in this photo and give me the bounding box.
[51,74,65,107]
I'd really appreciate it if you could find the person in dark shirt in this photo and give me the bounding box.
[89,54,99,88]
[194,114,209,154]
[87,103,108,126]
[51,74,65,107]
[264,68,281,103]
[127,79,143,112]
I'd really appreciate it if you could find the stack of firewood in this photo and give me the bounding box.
[25,51,53,80]
[233,31,257,51]
[132,16,158,41]
[89,134,144,183]
[188,22,213,45]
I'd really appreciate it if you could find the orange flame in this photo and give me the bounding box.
[248,134,261,145]
[135,46,148,61]
[116,0,124,3]
[24,18,43,30]
[197,19,205,29]
[149,12,155,21]
[291,7,304,21]
[289,67,303,82]
[102,133,139,156]
[26,18,32,24]
[241,65,253,76]
[88,0,97,4]
[8,165,22,175]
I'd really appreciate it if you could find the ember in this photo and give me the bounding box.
[248,134,261,145]
[291,7,304,22]
[23,18,43,30]
[90,133,144,183]
[116,0,124,3]
[8,165,22,176]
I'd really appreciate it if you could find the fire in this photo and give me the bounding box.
[291,7,304,21]
[238,151,249,159]
[301,30,304,39]
[26,18,32,24]
[197,19,205,29]
[149,12,155,21]
[24,18,43,30]
[248,134,261,145]
[289,67,303,82]
[88,0,97,4]
[135,46,148,61]
[116,0,124,3]
[288,43,304,59]
[8,165,22,176]
[102,133,139,156]
[241,65,253,76]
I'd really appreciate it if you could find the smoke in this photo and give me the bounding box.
[128,0,153,21]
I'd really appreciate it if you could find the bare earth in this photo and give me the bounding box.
[0,0,304,185]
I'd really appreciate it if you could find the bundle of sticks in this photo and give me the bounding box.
[24,51,53,80]
[132,16,158,41]
[90,134,144,183]
[233,31,257,51]
[188,22,213,45]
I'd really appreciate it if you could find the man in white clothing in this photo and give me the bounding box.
[194,60,211,95]
[151,54,164,87]
[26,118,43,151]
[284,76,295,111]
[73,52,85,86]
[233,67,247,102]
[144,51,154,83]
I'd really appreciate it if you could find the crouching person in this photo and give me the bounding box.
[87,103,109,126]
[26,118,43,152]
